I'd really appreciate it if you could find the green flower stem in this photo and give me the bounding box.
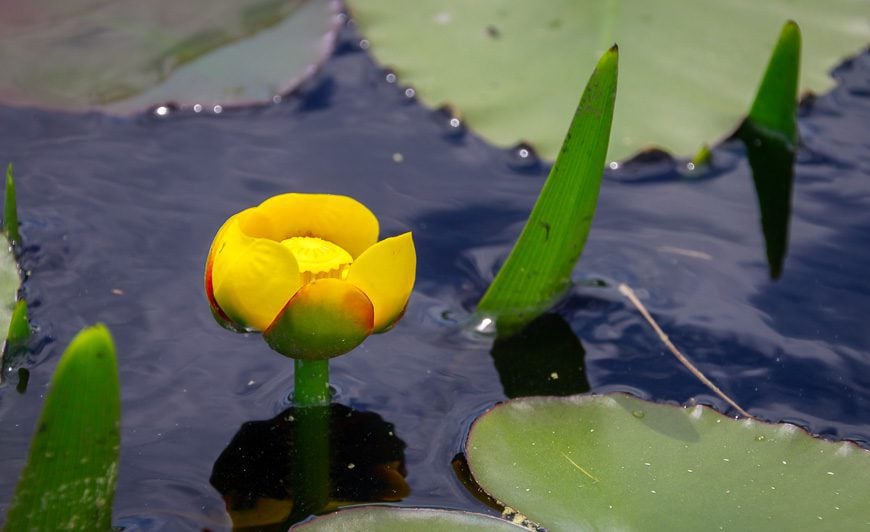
[289,404,330,523]
[294,358,330,407]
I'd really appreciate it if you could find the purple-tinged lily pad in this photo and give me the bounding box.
[0,0,340,113]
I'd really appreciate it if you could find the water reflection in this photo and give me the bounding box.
[490,313,589,399]
[210,403,408,530]
[737,119,796,279]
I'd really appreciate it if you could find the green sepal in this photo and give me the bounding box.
[264,278,374,360]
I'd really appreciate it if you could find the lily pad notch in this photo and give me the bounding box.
[477,45,618,334]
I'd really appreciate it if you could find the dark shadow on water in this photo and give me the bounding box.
[491,313,589,399]
[736,119,796,279]
[210,403,408,530]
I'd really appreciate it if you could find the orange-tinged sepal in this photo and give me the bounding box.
[264,278,374,360]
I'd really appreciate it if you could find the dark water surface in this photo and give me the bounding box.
[0,22,869,530]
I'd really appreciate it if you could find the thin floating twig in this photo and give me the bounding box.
[618,283,751,418]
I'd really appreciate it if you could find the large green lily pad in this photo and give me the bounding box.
[466,393,870,530]
[293,506,526,531]
[347,0,870,160]
[0,0,338,112]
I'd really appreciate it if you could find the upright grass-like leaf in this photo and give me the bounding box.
[4,325,120,532]
[748,21,801,145]
[1,299,31,384]
[4,164,20,244]
[477,46,618,333]
[6,299,30,346]
[740,21,801,278]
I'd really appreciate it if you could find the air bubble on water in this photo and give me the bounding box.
[386,72,397,83]
[213,105,223,114]
[404,87,416,98]
[359,39,370,50]
[193,104,202,113]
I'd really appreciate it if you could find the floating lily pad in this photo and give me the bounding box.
[466,393,870,530]
[347,0,870,160]
[293,506,526,531]
[0,0,339,112]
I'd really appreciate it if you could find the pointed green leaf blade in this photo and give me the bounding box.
[477,47,617,333]
[6,298,30,345]
[748,21,801,144]
[4,164,20,244]
[739,22,801,278]
[4,325,120,532]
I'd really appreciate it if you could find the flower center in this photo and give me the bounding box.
[281,236,353,283]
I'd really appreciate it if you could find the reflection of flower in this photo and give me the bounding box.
[211,403,408,529]
[205,193,415,359]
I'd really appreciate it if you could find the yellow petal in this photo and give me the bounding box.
[205,212,241,326]
[346,232,416,333]
[264,278,374,360]
[247,193,379,259]
[212,218,303,331]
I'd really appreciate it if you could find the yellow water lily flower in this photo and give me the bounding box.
[205,193,416,360]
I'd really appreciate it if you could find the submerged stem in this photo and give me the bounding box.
[294,359,330,407]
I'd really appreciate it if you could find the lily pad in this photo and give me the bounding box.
[293,506,526,531]
[0,0,339,112]
[466,393,870,530]
[347,0,870,160]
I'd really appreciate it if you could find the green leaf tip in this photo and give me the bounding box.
[4,163,20,244]
[6,298,30,345]
[477,47,618,334]
[691,143,712,168]
[4,323,120,532]
[748,21,801,144]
